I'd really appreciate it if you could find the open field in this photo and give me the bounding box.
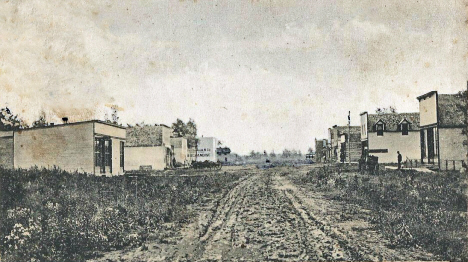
[286,165,468,261]
[0,167,245,261]
[1,165,467,261]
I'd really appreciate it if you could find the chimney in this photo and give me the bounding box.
[62,117,69,124]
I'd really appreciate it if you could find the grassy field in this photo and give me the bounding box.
[288,165,468,261]
[0,167,244,262]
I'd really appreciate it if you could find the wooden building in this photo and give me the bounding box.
[360,112,420,164]
[0,120,126,176]
[417,91,466,170]
[125,125,173,171]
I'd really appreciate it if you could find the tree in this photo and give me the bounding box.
[249,150,256,158]
[375,106,397,115]
[0,107,26,131]
[32,111,49,127]
[111,105,120,125]
[307,147,314,154]
[105,105,121,125]
[172,118,186,137]
[172,118,198,148]
[282,149,291,158]
[270,150,276,158]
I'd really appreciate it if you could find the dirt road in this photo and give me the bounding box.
[91,170,433,261]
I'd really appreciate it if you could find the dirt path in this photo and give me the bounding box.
[90,170,434,261]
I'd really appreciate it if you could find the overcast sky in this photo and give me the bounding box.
[1,0,467,154]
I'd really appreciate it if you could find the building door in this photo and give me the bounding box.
[420,130,426,163]
[95,137,112,174]
[340,143,346,163]
[427,128,435,164]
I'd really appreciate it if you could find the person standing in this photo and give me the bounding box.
[397,151,402,170]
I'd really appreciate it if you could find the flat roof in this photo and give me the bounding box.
[14,120,127,132]
[417,91,437,101]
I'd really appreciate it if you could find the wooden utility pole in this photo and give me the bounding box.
[465,81,468,173]
[348,111,351,164]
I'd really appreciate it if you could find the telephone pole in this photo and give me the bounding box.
[348,111,351,164]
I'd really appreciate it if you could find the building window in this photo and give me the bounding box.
[105,140,112,173]
[95,139,102,168]
[120,141,124,169]
[376,124,384,136]
[401,123,409,135]
[95,138,111,173]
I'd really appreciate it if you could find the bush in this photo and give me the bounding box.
[0,167,242,261]
[289,168,468,261]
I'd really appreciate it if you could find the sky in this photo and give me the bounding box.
[1,0,467,155]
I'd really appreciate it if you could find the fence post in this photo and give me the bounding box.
[453,160,456,171]
[446,160,448,171]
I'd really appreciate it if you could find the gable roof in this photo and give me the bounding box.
[367,113,420,132]
[438,94,466,127]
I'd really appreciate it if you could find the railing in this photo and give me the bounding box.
[405,159,421,169]
[442,160,465,171]
[405,158,465,171]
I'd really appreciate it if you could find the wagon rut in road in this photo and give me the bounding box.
[190,172,360,261]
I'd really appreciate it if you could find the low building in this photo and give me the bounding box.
[0,131,14,169]
[216,147,232,163]
[187,148,197,163]
[196,137,218,162]
[171,137,188,167]
[360,112,420,163]
[314,138,329,163]
[0,120,126,175]
[125,125,173,171]
[417,91,466,170]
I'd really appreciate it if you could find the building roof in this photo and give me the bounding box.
[3,120,126,132]
[367,113,420,132]
[438,94,466,127]
[0,131,13,137]
[331,126,360,134]
[126,125,171,147]
[417,91,437,101]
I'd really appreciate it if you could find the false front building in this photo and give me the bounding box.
[360,112,420,163]
[417,91,466,170]
[171,137,189,167]
[0,120,126,175]
[125,125,174,171]
[329,125,361,163]
[196,137,218,162]
[314,138,329,163]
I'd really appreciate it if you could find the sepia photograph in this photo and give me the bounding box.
[0,0,467,261]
